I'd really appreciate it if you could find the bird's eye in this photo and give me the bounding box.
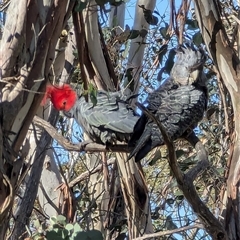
[63,101,67,105]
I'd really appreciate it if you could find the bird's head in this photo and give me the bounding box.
[41,84,77,111]
[171,43,206,86]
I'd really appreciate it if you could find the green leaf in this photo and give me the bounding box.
[116,29,131,42]
[128,30,140,39]
[72,232,87,240]
[89,92,97,106]
[33,219,41,229]
[75,1,88,12]
[217,167,225,174]
[52,226,62,232]
[166,198,175,205]
[193,31,203,46]
[50,216,57,224]
[87,230,103,240]
[125,68,134,91]
[175,193,184,202]
[88,83,98,106]
[73,222,82,233]
[160,27,167,38]
[151,211,160,220]
[147,15,158,25]
[186,19,199,30]
[95,0,109,6]
[56,215,67,225]
[109,0,124,6]
[160,24,170,40]
[46,230,64,240]
[72,230,103,240]
[153,10,160,16]
[175,149,185,159]
[62,229,69,238]
[165,215,178,230]
[141,6,159,25]
[65,223,74,231]
[139,29,148,38]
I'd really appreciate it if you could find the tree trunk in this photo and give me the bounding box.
[72,0,156,238]
[194,0,240,238]
[11,112,58,239]
[0,0,73,238]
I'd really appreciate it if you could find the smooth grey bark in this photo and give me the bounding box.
[11,111,58,239]
[193,1,240,239]
[0,0,72,238]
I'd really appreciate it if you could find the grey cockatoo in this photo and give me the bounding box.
[128,44,208,162]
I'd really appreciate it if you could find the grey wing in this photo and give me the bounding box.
[129,84,207,162]
[146,77,179,111]
[157,84,207,138]
[81,91,138,134]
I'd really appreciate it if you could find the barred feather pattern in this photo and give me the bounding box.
[128,44,208,162]
[64,91,139,144]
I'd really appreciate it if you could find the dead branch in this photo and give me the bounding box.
[69,157,116,188]
[132,223,204,240]
[33,116,129,153]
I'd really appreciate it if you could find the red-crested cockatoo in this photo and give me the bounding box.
[42,84,139,144]
[42,44,208,162]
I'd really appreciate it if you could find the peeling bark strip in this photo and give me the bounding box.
[70,1,156,238]
[12,0,70,152]
[0,0,74,237]
[0,0,27,77]
[194,0,240,239]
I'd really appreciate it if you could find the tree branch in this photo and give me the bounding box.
[69,157,116,188]
[132,223,204,240]
[136,103,227,239]
[33,116,129,153]
[135,102,184,182]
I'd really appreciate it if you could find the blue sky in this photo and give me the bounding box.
[0,1,212,239]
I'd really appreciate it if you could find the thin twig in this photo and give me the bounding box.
[132,223,204,240]
[69,157,116,188]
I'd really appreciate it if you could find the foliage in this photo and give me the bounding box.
[55,1,230,238]
[138,5,159,25]
[1,0,238,239]
[27,215,103,240]
[74,1,88,12]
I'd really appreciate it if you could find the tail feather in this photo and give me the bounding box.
[127,127,151,160]
[129,125,165,162]
[128,115,147,148]
[134,140,153,162]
